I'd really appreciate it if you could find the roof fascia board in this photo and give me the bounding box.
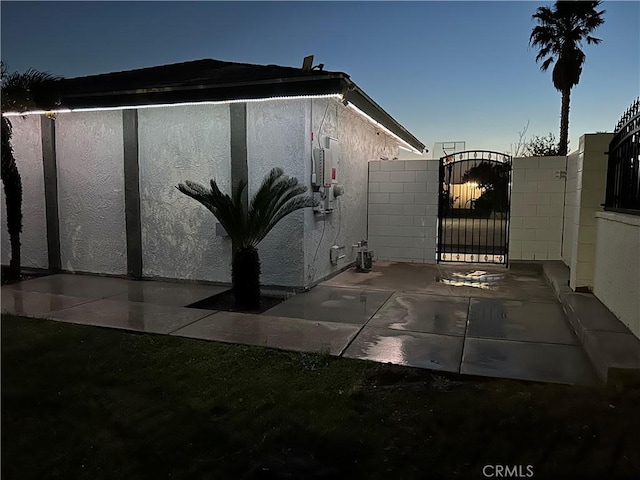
[343,82,425,153]
[60,73,349,99]
[59,77,348,109]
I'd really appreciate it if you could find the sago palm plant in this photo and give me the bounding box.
[530,1,605,156]
[177,168,318,310]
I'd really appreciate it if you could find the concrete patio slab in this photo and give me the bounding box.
[322,261,557,303]
[564,293,632,339]
[542,260,640,383]
[583,330,640,380]
[42,298,213,334]
[263,286,393,325]
[105,281,229,307]
[1,288,97,317]
[461,337,599,385]
[367,293,469,336]
[1,265,603,386]
[171,312,360,355]
[3,274,134,299]
[343,326,463,372]
[467,299,580,345]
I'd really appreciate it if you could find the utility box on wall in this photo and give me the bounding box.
[312,136,342,213]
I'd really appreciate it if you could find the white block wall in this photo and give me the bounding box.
[567,134,613,290]
[562,152,579,266]
[508,156,566,261]
[367,159,439,263]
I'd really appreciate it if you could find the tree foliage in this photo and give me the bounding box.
[462,162,510,215]
[524,133,562,157]
[530,1,605,156]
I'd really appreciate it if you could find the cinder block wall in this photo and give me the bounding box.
[567,133,614,290]
[562,152,579,266]
[367,159,439,263]
[508,156,566,261]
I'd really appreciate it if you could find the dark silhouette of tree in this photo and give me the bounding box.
[525,133,562,157]
[1,63,59,280]
[530,1,605,156]
[177,168,317,310]
[462,162,510,216]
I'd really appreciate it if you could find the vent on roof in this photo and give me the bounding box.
[302,55,314,71]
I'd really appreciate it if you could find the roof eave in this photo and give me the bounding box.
[342,81,426,154]
[57,74,348,109]
[55,72,425,153]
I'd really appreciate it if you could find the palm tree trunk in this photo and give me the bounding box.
[1,117,22,280]
[558,88,571,156]
[231,246,261,310]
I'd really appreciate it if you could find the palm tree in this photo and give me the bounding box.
[1,63,59,280]
[177,168,318,310]
[530,1,605,156]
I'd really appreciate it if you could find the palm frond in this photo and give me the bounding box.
[260,195,318,243]
[246,168,317,246]
[177,167,318,250]
[0,64,61,113]
[530,0,604,84]
[176,179,241,245]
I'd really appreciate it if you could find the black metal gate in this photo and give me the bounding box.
[437,150,512,264]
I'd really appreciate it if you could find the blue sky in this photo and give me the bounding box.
[2,1,638,155]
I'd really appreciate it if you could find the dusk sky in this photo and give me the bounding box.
[2,1,638,155]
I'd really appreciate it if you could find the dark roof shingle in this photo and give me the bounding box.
[54,58,425,152]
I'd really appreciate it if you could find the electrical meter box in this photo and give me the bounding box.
[312,137,341,213]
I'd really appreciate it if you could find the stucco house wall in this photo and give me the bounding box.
[55,111,127,275]
[303,98,399,284]
[0,115,48,269]
[2,99,413,290]
[247,99,307,287]
[138,104,232,283]
[2,60,427,292]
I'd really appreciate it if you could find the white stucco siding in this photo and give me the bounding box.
[303,98,398,285]
[138,104,232,283]
[246,100,307,287]
[0,115,48,268]
[593,212,640,339]
[55,111,127,274]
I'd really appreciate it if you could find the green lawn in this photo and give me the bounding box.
[2,314,639,479]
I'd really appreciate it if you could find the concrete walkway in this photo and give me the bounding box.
[1,262,602,385]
